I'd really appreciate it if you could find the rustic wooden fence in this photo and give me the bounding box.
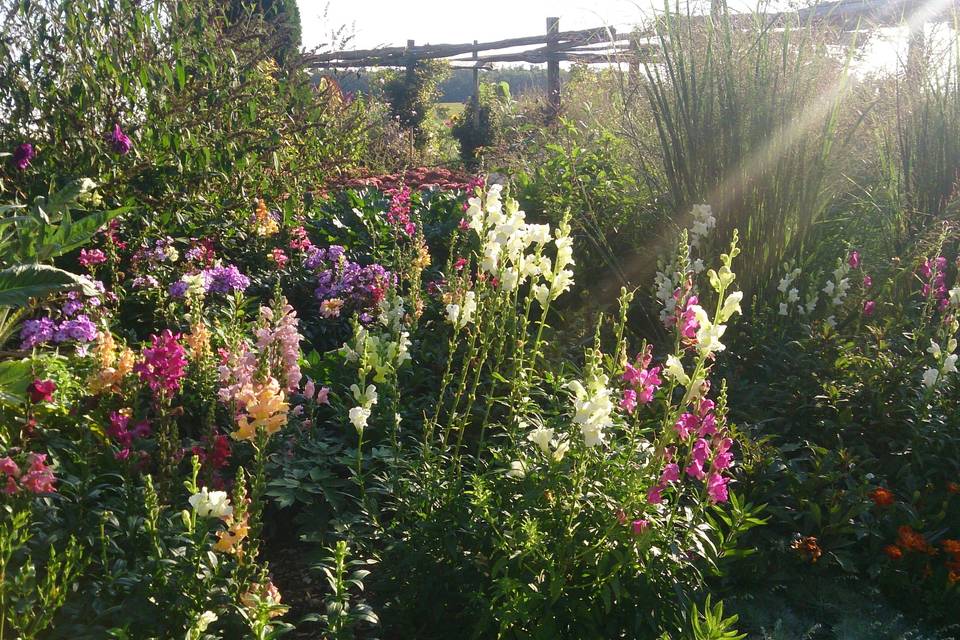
[301,17,647,119]
[303,2,959,118]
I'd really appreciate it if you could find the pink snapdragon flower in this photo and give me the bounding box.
[863,300,876,317]
[848,250,861,269]
[631,519,649,535]
[660,463,680,484]
[79,249,107,268]
[679,296,700,340]
[674,413,699,439]
[646,485,663,504]
[713,437,734,470]
[620,388,638,414]
[19,453,56,493]
[863,274,872,289]
[706,473,729,503]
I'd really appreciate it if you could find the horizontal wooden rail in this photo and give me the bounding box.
[302,26,628,67]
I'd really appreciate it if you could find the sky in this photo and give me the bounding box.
[297,0,707,52]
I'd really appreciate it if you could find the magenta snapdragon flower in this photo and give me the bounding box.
[134,330,188,397]
[12,143,34,170]
[863,300,876,317]
[848,250,861,269]
[108,124,132,155]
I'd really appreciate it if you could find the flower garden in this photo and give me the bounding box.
[1,1,960,638]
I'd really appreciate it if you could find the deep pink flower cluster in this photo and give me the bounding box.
[191,434,232,472]
[385,184,416,237]
[27,379,56,403]
[107,411,152,460]
[621,347,662,413]
[648,397,734,504]
[79,248,108,268]
[1,452,56,494]
[919,256,950,311]
[134,330,188,397]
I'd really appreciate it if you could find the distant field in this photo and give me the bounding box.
[435,102,465,120]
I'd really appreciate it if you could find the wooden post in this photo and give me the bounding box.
[546,16,560,122]
[406,39,416,82]
[472,40,480,129]
[628,36,639,88]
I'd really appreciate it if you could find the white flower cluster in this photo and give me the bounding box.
[445,290,477,329]
[688,204,717,249]
[922,337,959,388]
[822,259,852,308]
[777,266,803,316]
[348,383,378,432]
[653,204,716,324]
[464,185,574,303]
[526,423,569,462]
[568,357,615,448]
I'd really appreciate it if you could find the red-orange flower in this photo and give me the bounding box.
[948,570,960,585]
[884,544,903,560]
[869,487,895,507]
[942,539,960,558]
[947,482,959,494]
[897,525,933,553]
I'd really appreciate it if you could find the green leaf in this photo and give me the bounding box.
[0,359,33,405]
[0,264,96,308]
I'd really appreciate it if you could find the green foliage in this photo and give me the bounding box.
[452,81,512,168]
[381,60,452,149]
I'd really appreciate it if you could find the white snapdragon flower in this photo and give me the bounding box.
[349,406,372,432]
[568,370,614,448]
[527,426,554,455]
[189,487,233,519]
[787,288,800,303]
[445,291,477,329]
[779,303,789,316]
[928,340,942,359]
[506,460,527,478]
[951,287,960,306]
[525,223,552,245]
[922,368,939,388]
[945,354,958,374]
[718,291,743,323]
[664,354,690,386]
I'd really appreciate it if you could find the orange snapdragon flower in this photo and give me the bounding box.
[231,377,288,441]
[214,516,250,554]
[88,331,135,394]
[883,544,903,560]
